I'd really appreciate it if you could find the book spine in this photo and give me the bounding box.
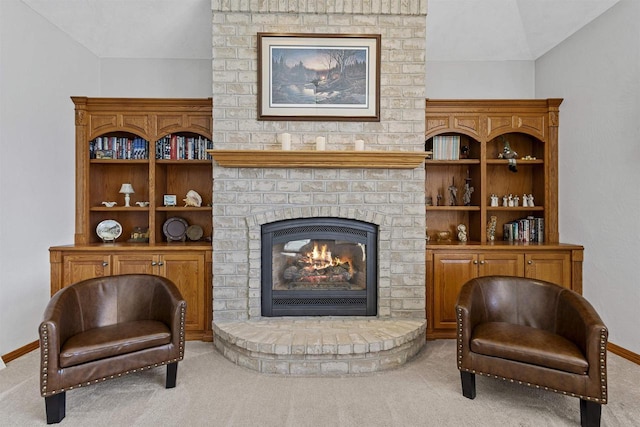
[170,134,177,160]
[537,218,544,243]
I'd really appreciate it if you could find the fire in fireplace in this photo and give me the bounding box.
[261,217,377,316]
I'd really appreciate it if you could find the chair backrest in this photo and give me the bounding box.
[44,274,180,338]
[468,276,566,332]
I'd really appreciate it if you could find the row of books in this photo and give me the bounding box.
[155,135,213,160]
[431,135,460,160]
[503,216,544,243]
[90,137,149,159]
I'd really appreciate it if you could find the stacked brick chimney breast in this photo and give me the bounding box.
[211,1,427,330]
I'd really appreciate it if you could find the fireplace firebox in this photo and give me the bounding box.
[261,218,377,316]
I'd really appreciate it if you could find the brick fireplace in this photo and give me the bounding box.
[210,0,428,374]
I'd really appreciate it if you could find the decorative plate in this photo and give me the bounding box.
[96,219,122,242]
[186,225,204,241]
[163,217,188,242]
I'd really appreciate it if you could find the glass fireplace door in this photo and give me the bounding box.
[261,218,377,316]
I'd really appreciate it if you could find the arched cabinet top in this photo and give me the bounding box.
[425,98,562,142]
[72,96,213,142]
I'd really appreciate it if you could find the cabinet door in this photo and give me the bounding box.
[62,254,111,287]
[159,253,206,332]
[525,252,571,288]
[478,252,525,277]
[112,254,156,275]
[433,253,478,330]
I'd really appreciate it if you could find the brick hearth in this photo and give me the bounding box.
[214,318,426,375]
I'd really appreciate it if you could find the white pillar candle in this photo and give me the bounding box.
[315,136,326,151]
[281,133,291,150]
[355,139,364,151]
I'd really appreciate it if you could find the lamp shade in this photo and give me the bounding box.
[119,183,135,194]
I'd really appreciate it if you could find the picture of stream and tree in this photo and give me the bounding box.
[269,46,369,107]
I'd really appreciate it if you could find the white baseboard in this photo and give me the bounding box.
[0,357,5,370]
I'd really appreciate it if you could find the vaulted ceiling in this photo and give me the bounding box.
[21,0,620,61]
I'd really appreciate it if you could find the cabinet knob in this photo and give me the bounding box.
[480,260,485,265]
[158,261,164,266]
[151,261,157,266]
[102,262,108,267]
[528,260,533,264]
[473,260,478,264]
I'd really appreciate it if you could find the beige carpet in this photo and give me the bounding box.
[1,339,638,426]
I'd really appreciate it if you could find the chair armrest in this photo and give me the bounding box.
[455,279,488,369]
[556,290,608,401]
[39,289,83,369]
[150,278,187,351]
[39,289,81,396]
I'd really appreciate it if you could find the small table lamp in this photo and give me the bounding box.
[119,183,135,207]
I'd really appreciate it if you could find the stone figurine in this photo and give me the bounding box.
[457,224,468,242]
[448,178,457,206]
[463,181,474,206]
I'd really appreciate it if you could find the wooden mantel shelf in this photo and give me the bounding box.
[207,150,428,169]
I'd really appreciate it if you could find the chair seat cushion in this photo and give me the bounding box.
[470,322,588,375]
[60,320,171,368]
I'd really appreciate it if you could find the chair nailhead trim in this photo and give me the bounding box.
[40,302,188,397]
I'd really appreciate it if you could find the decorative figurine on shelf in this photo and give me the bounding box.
[490,194,499,207]
[448,178,458,206]
[503,195,508,207]
[487,216,497,241]
[463,172,474,206]
[426,196,433,206]
[460,145,470,159]
[128,226,149,243]
[457,224,468,242]
[508,194,514,207]
[101,201,117,207]
[497,136,518,172]
[135,201,150,207]
[183,190,202,207]
[436,192,443,207]
[514,195,520,207]
[528,194,535,207]
[436,230,452,242]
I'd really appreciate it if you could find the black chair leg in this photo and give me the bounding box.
[166,362,178,388]
[460,371,476,399]
[580,399,602,427]
[45,392,66,424]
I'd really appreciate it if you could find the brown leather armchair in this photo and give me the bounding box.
[39,274,186,424]
[456,276,607,427]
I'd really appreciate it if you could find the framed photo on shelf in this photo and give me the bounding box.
[163,195,177,207]
[257,32,381,122]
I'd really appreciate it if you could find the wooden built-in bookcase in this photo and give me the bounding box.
[424,99,584,339]
[50,97,213,341]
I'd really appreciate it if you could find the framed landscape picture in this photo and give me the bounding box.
[257,33,381,121]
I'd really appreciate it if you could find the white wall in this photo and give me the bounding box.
[100,59,212,97]
[0,0,212,356]
[0,0,99,355]
[426,60,535,98]
[535,0,640,354]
